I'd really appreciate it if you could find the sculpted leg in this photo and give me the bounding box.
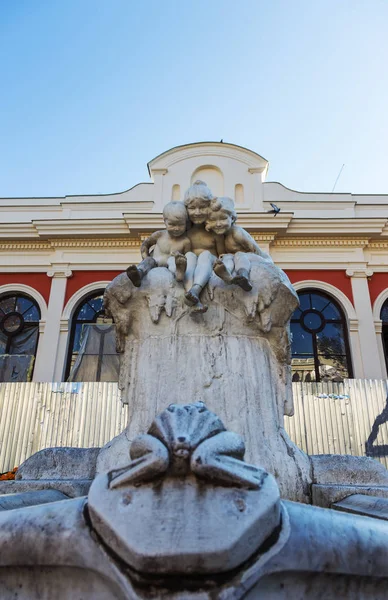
[185,251,215,311]
[213,254,234,284]
[183,251,197,292]
[232,252,252,292]
[174,252,187,282]
[127,257,157,287]
[109,434,169,489]
[191,431,264,490]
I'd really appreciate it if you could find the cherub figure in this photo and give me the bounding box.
[109,402,264,490]
[205,197,271,291]
[126,201,191,287]
[180,180,225,312]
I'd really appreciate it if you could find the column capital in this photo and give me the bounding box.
[348,318,359,332]
[346,268,373,279]
[47,268,73,279]
[374,320,383,334]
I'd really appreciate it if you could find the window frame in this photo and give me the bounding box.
[0,292,41,381]
[64,289,106,381]
[291,289,353,382]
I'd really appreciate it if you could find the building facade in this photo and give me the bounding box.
[0,141,387,383]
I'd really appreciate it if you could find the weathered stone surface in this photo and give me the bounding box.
[332,493,388,521]
[0,479,92,498]
[16,447,100,481]
[0,489,69,511]
[100,268,312,503]
[89,472,280,574]
[312,483,388,508]
[2,491,388,598]
[311,454,388,486]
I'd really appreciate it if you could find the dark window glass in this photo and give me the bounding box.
[381,299,388,323]
[291,290,352,382]
[65,291,119,382]
[381,298,388,374]
[0,293,40,382]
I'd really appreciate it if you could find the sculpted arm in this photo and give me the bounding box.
[233,227,271,259]
[140,231,164,259]
[215,234,226,257]
[183,237,192,254]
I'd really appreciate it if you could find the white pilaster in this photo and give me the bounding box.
[33,268,72,382]
[346,269,383,379]
[248,167,265,211]
[375,320,388,379]
[151,168,168,212]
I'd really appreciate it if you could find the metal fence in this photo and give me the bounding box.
[0,379,387,473]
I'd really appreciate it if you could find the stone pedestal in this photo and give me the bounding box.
[100,264,312,502]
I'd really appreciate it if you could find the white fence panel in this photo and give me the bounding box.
[1,380,388,473]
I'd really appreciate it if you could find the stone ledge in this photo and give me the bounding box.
[0,479,92,498]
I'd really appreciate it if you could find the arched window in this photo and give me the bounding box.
[291,290,352,383]
[381,297,388,374]
[65,291,119,382]
[0,293,40,382]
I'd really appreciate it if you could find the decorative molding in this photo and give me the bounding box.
[248,167,266,174]
[273,237,370,248]
[0,241,51,251]
[60,318,69,333]
[374,320,383,334]
[349,318,360,332]
[47,269,73,279]
[50,238,142,248]
[368,240,388,249]
[148,143,268,171]
[346,269,374,279]
[288,218,387,236]
[251,232,277,243]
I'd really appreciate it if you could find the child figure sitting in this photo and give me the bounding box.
[205,197,271,291]
[126,201,191,287]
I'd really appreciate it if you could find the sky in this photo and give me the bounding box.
[1,0,388,198]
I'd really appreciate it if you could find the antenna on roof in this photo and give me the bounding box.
[331,164,345,192]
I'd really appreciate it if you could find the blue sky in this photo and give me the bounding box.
[1,0,388,197]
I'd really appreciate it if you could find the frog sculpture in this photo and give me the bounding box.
[109,402,265,490]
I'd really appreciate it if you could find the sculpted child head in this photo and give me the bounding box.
[206,197,237,235]
[184,180,213,225]
[163,201,188,237]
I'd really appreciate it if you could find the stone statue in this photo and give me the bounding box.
[109,401,264,490]
[101,180,308,500]
[206,195,272,291]
[126,200,191,286]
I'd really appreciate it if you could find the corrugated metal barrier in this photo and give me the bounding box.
[0,379,387,473]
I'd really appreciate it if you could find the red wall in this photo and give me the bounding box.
[368,273,388,307]
[64,270,122,305]
[0,273,52,305]
[285,269,354,305]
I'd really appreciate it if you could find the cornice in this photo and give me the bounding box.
[368,240,388,249]
[0,238,143,251]
[250,232,277,243]
[49,237,142,248]
[273,237,370,248]
[288,218,387,236]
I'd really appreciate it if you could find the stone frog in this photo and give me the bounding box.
[109,402,265,490]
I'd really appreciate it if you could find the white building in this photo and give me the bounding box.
[0,141,387,383]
